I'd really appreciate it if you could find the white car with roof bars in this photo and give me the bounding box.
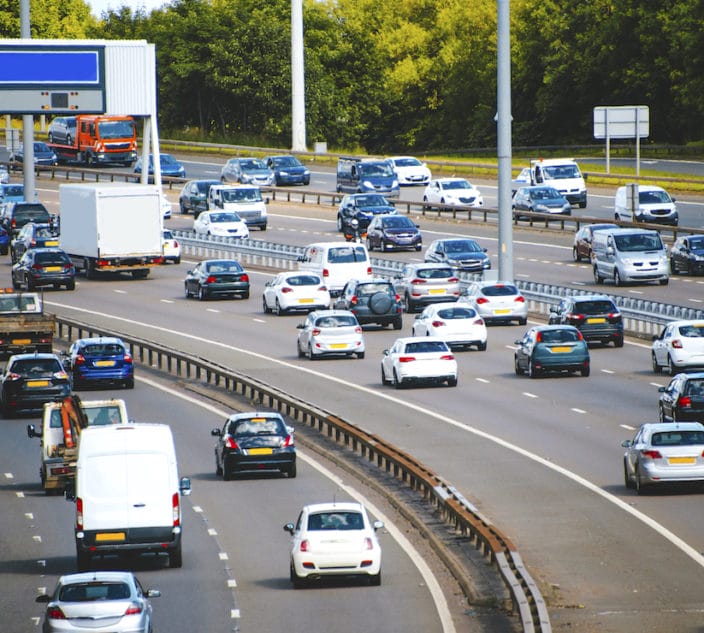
[460,280,528,325]
[651,320,704,374]
[381,336,458,388]
[284,501,383,587]
[262,272,331,315]
[296,309,365,359]
[193,210,249,238]
[411,302,487,351]
[422,178,484,208]
[387,156,432,186]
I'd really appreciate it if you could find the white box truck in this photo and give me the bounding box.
[68,423,192,570]
[59,183,163,279]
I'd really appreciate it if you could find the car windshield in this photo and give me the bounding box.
[231,418,285,436]
[35,227,57,238]
[614,233,663,252]
[394,157,421,167]
[221,189,262,203]
[531,187,560,200]
[59,582,131,602]
[678,324,704,337]
[284,275,320,287]
[328,246,367,263]
[416,267,453,280]
[360,162,394,177]
[574,300,616,315]
[543,165,580,179]
[34,142,52,152]
[441,180,472,190]
[640,190,671,204]
[15,207,50,221]
[272,156,300,167]
[445,240,479,253]
[688,237,704,250]
[210,212,242,223]
[81,343,125,356]
[159,154,179,166]
[355,194,388,207]
[0,295,39,312]
[405,341,449,353]
[382,216,413,229]
[684,380,704,397]
[651,431,704,446]
[436,307,477,319]
[1,185,23,197]
[307,511,364,531]
[196,181,217,193]
[315,315,357,328]
[206,261,243,273]
[539,329,579,343]
[34,252,69,265]
[163,230,174,239]
[242,159,267,170]
[97,120,135,139]
[11,358,61,375]
[357,283,394,296]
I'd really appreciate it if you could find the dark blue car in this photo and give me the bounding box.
[66,337,134,389]
[265,155,311,186]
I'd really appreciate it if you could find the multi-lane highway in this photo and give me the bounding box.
[2,159,704,633]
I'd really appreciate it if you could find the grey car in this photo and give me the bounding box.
[393,263,460,313]
[622,422,704,495]
[333,278,403,329]
[221,157,274,186]
[36,570,160,633]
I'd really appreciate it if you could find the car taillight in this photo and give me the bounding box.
[678,396,692,409]
[322,268,329,278]
[76,497,83,530]
[10,218,16,228]
[300,539,310,552]
[52,371,69,380]
[411,278,426,284]
[576,331,584,340]
[46,606,67,620]
[281,287,293,293]
[206,275,217,283]
[474,318,485,325]
[6,371,22,381]
[399,356,416,362]
[172,492,180,527]
[31,264,43,270]
[608,312,621,320]
[672,339,683,349]
[225,437,239,450]
[282,434,294,447]
[364,537,374,550]
[431,320,445,327]
[476,297,488,304]
[366,266,372,275]
[535,332,543,342]
[318,286,328,292]
[355,326,362,334]
[440,354,455,361]
[567,313,585,321]
[74,353,85,366]
[448,277,459,283]
[311,328,321,336]
[350,296,358,305]
[394,294,400,301]
[30,238,37,246]
[241,273,250,282]
[123,353,133,364]
[515,296,525,303]
[124,604,143,616]
[642,450,662,459]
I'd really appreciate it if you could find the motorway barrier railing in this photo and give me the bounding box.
[53,314,550,633]
[175,232,704,339]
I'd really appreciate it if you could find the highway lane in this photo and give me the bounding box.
[0,376,461,633]
[26,244,704,633]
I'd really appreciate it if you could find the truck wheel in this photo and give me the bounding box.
[85,259,95,279]
[132,269,149,279]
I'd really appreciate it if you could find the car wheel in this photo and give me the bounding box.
[262,296,271,314]
[180,201,188,214]
[275,299,286,315]
[404,293,416,314]
[593,266,603,285]
[291,563,306,589]
[11,277,20,290]
[174,256,181,265]
[624,460,635,489]
[614,335,624,348]
[380,241,388,253]
[215,456,222,477]
[477,341,487,351]
[580,362,590,377]
[514,356,523,376]
[528,358,540,378]
[222,462,232,481]
[336,216,343,232]
[286,462,297,478]
[357,351,365,359]
[573,246,581,262]
[297,341,304,358]
[26,275,35,291]
[614,270,623,286]
[635,468,649,496]
[185,284,191,299]
[393,370,403,389]
[381,364,389,385]
[659,277,669,286]
[415,244,422,252]
[651,352,662,373]
[66,280,76,291]
[170,544,183,568]
[369,571,382,586]
[518,317,527,326]
[366,237,373,251]
[658,405,666,423]
[392,316,402,330]
[447,376,458,387]
[198,286,207,301]
[667,355,676,375]
[307,344,316,360]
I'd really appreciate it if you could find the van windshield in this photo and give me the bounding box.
[614,233,663,252]
[97,120,135,139]
[639,190,671,204]
[360,162,394,177]
[543,165,580,179]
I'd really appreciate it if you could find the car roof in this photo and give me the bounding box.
[309,309,356,317]
[532,324,580,332]
[303,501,364,514]
[638,422,704,433]
[394,336,449,344]
[411,262,455,270]
[569,294,613,302]
[435,177,469,184]
[601,227,659,236]
[664,320,704,327]
[8,352,61,362]
[477,280,518,287]
[228,411,284,422]
[76,336,124,346]
[57,571,136,585]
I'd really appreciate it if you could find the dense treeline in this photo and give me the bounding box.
[1,0,703,152]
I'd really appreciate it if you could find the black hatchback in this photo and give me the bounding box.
[658,372,704,423]
[184,259,250,301]
[12,247,75,291]
[548,294,624,347]
[0,352,71,415]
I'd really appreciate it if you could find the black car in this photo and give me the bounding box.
[0,352,71,415]
[336,193,396,233]
[178,179,220,217]
[424,238,491,272]
[548,294,623,347]
[211,411,296,479]
[1,201,52,237]
[184,259,250,300]
[365,214,422,252]
[9,141,58,169]
[333,278,403,329]
[670,235,704,276]
[10,222,60,263]
[265,155,311,186]
[658,372,704,423]
[512,185,571,220]
[12,247,75,291]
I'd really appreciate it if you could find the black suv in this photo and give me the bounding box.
[1,201,52,237]
[333,278,403,329]
[548,294,624,347]
[658,372,704,422]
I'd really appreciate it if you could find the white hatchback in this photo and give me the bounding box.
[652,320,704,374]
[284,501,383,587]
[263,272,331,315]
[296,310,365,359]
[422,178,484,208]
[193,210,249,238]
[381,336,458,388]
[411,302,487,351]
[387,156,431,186]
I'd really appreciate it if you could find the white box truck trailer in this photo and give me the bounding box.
[59,183,163,279]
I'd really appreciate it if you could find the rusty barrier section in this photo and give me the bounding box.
[55,317,551,633]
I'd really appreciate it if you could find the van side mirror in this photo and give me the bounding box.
[27,424,39,438]
[180,476,192,496]
[606,246,614,256]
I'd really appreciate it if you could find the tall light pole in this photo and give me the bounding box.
[291,0,306,151]
[20,0,36,201]
[496,0,513,281]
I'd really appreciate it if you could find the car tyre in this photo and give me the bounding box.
[514,356,523,376]
[593,266,603,285]
[447,376,458,387]
[366,237,373,251]
[286,462,297,478]
[614,270,623,286]
[275,299,286,315]
[518,317,527,326]
[667,355,676,375]
[573,247,581,262]
[369,292,392,315]
[404,293,417,314]
[635,469,649,496]
[297,342,304,358]
[381,365,389,385]
[614,335,624,348]
[670,258,679,274]
[369,571,382,586]
[477,341,487,351]
[66,280,76,291]
[528,359,540,378]
[393,370,403,389]
[307,344,316,360]
[658,405,666,423]
[198,286,207,301]
[215,457,222,477]
[291,563,306,589]
[357,351,365,359]
[652,353,662,373]
[580,362,590,377]
[659,277,669,286]
[392,316,402,330]
[262,296,271,314]
[624,461,635,489]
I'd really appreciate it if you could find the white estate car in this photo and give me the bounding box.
[387,156,432,186]
[411,302,487,351]
[381,336,458,388]
[651,320,704,374]
[422,178,484,208]
[284,501,383,587]
[262,272,331,315]
[193,210,249,238]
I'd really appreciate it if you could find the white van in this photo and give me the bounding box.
[592,227,669,286]
[529,158,587,208]
[69,423,191,570]
[614,183,678,226]
[297,241,372,297]
[207,184,268,230]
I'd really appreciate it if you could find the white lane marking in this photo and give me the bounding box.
[135,374,456,633]
[227,579,237,588]
[49,299,704,574]
[620,424,637,431]
[522,392,538,399]
[113,289,127,294]
[219,552,229,561]
[161,299,175,304]
[206,308,220,313]
[5,473,14,478]
[571,408,587,414]
[601,369,615,374]
[475,378,490,384]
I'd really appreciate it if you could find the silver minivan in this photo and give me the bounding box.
[592,227,669,286]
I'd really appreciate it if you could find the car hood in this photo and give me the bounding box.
[446,251,487,260]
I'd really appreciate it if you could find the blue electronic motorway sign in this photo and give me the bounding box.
[0,44,106,113]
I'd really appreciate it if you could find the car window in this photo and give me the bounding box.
[231,418,284,436]
[357,283,393,296]
[315,315,357,328]
[285,275,320,286]
[417,267,453,280]
[540,329,579,344]
[59,582,131,602]
[651,431,704,446]
[437,307,477,319]
[574,300,616,314]
[678,325,704,337]
[12,358,61,374]
[405,341,449,353]
[82,344,124,355]
[481,284,518,297]
[307,511,364,531]
[685,381,704,397]
[328,246,367,263]
[34,252,70,265]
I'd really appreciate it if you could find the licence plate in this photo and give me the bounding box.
[44,240,59,246]
[12,338,31,345]
[550,346,572,353]
[586,318,606,324]
[44,266,61,272]
[95,360,116,367]
[428,289,446,295]
[668,457,695,465]
[248,448,274,455]
[95,532,126,542]
[493,309,511,315]
[329,343,348,349]
[298,298,314,304]
[27,380,50,387]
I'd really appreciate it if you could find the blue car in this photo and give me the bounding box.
[514,325,590,378]
[265,155,311,186]
[66,337,134,389]
[0,226,9,256]
[134,153,186,181]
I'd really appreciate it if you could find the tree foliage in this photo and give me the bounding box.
[1,0,703,151]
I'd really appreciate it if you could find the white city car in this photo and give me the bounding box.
[193,210,249,238]
[411,302,487,351]
[422,178,484,208]
[651,320,704,374]
[381,336,458,388]
[387,156,432,186]
[263,272,331,315]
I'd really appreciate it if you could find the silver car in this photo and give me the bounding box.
[622,422,704,495]
[36,571,160,633]
[296,309,365,359]
[394,262,460,313]
[220,157,274,186]
[460,280,528,325]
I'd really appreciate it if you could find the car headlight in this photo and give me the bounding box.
[362,180,375,189]
[302,169,310,176]
[535,204,549,213]
[392,179,399,188]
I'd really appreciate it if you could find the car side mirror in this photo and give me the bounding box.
[373,520,384,531]
[264,197,270,204]
[35,595,51,604]
[146,589,161,598]
[383,349,389,356]
[549,306,558,313]
[296,323,305,329]
[211,428,222,436]
[621,439,632,448]
[283,522,295,534]
[658,386,666,393]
